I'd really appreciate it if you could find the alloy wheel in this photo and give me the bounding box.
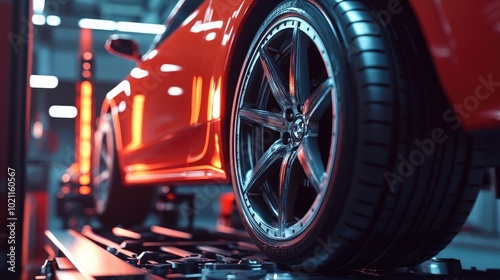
[233,15,339,240]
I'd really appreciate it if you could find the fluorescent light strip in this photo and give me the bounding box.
[30,75,59,89]
[32,14,46,25]
[46,15,61,26]
[33,0,45,14]
[116,21,166,34]
[49,106,78,119]
[79,18,116,31]
[32,14,60,26]
[78,18,165,34]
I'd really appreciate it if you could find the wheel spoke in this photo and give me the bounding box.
[239,107,286,132]
[105,133,114,167]
[278,151,299,236]
[304,78,333,123]
[243,140,288,194]
[259,47,292,110]
[297,137,325,193]
[93,170,110,186]
[290,25,310,105]
[100,147,112,169]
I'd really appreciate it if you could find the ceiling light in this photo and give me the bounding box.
[49,106,78,119]
[116,21,166,34]
[46,15,61,26]
[30,75,59,89]
[33,0,45,14]
[32,14,45,25]
[79,18,116,31]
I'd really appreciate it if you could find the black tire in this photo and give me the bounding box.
[230,0,485,270]
[92,114,154,227]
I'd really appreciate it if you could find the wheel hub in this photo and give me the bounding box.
[291,116,305,142]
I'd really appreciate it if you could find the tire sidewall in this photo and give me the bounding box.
[92,114,118,215]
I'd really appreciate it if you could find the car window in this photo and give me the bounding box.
[152,0,205,49]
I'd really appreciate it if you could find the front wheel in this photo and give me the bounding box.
[230,0,484,270]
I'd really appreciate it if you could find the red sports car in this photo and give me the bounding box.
[92,0,500,270]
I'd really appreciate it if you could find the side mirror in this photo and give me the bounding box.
[105,35,141,61]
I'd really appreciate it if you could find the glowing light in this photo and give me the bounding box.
[61,185,71,194]
[46,15,61,26]
[78,18,166,34]
[116,21,166,34]
[79,175,90,186]
[80,81,93,129]
[30,75,59,89]
[168,87,183,96]
[61,174,71,183]
[190,76,202,125]
[212,134,222,169]
[212,77,222,120]
[79,18,116,31]
[207,76,222,120]
[83,62,91,70]
[126,166,227,182]
[128,94,145,150]
[32,14,45,25]
[79,185,91,195]
[125,164,149,173]
[32,120,44,139]
[49,106,77,119]
[205,32,216,41]
[79,81,93,183]
[160,64,182,72]
[130,67,149,79]
[83,51,93,60]
[33,0,45,14]
[80,142,91,171]
[82,71,91,79]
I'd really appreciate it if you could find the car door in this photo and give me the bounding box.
[116,0,209,177]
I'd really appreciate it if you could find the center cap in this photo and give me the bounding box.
[291,117,306,141]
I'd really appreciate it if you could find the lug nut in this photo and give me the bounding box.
[283,132,291,144]
[285,109,294,122]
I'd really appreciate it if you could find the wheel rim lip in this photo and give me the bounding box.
[233,15,339,240]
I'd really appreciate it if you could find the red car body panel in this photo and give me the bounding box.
[100,0,500,186]
[409,0,500,131]
[100,0,256,186]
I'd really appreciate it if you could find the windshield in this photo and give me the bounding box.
[151,0,205,50]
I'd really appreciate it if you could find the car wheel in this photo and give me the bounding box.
[92,114,154,227]
[230,0,485,270]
